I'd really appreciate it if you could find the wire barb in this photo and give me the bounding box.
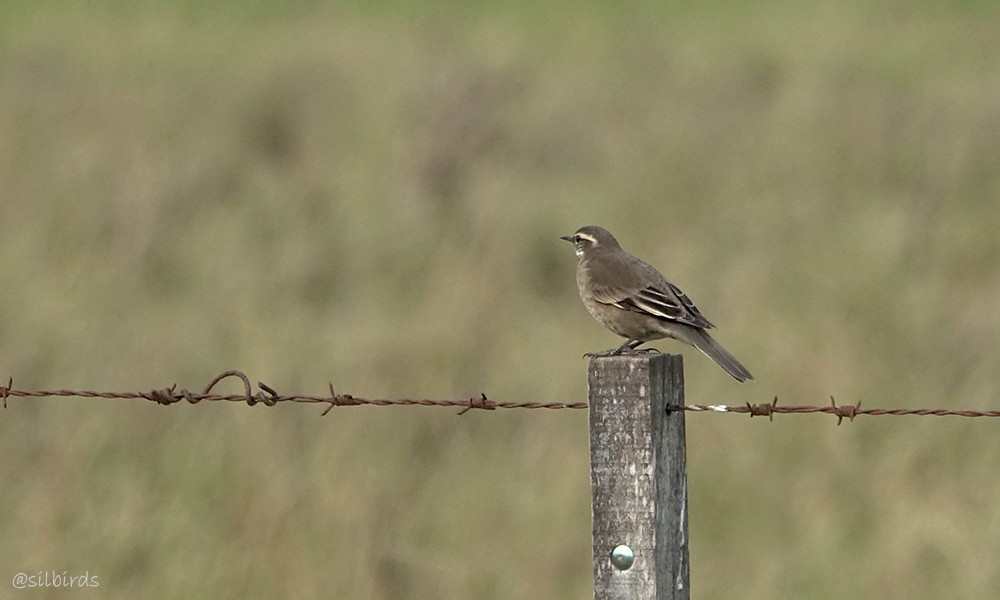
[745,396,779,421]
[829,395,861,425]
[457,393,494,416]
[1,376,10,409]
[148,385,179,406]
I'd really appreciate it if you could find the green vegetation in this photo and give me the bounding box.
[1,2,999,598]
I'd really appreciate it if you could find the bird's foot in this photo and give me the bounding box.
[584,348,622,358]
[584,343,659,358]
[629,347,660,354]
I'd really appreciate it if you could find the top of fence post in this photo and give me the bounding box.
[588,353,689,600]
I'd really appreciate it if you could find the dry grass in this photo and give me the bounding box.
[1,2,999,598]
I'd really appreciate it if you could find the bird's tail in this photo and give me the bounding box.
[687,329,754,382]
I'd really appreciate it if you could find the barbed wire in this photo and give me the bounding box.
[679,396,1000,425]
[0,371,586,416]
[2,371,999,422]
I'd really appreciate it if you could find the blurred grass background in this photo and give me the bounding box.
[1,0,999,598]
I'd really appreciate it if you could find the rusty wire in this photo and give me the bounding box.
[2,371,1000,422]
[671,396,1000,425]
[0,371,586,416]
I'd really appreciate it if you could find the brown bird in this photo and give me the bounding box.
[561,225,753,382]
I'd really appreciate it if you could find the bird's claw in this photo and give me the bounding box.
[583,349,619,358]
[584,345,659,358]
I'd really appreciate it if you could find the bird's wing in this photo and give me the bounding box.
[617,283,714,329]
[590,275,715,330]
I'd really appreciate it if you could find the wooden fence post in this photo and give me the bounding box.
[588,354,689,600]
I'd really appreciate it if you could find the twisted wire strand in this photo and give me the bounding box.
[3,372,998,422]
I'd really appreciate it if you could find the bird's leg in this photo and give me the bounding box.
[621,339,661,354]
[584,339,654,358]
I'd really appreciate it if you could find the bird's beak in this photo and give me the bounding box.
[560,235,575,243]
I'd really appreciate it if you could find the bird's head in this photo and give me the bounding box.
[560,225,620,258]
